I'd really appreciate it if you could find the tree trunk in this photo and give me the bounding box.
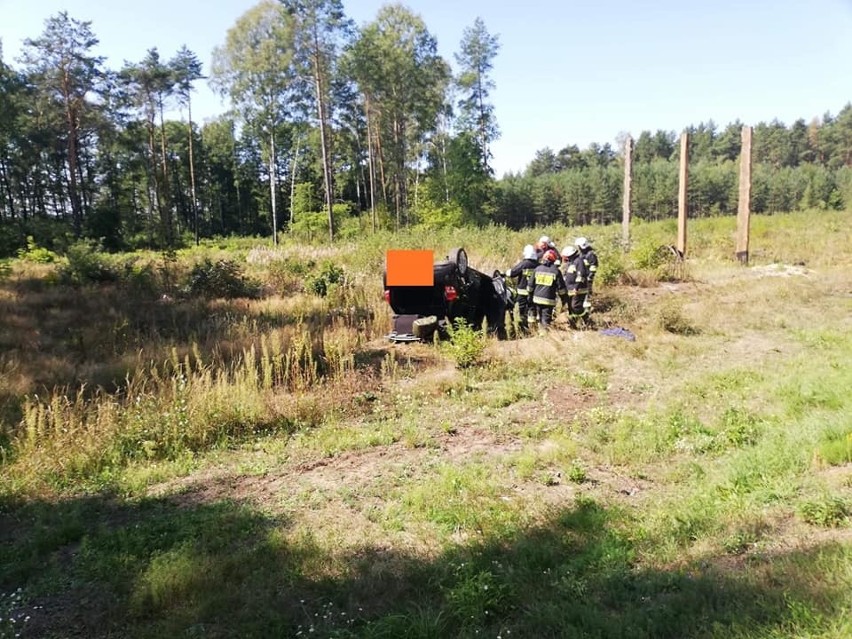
[477,65,488,169]
[392,115,401,229]
[289,135,300,224]
[441,129,449,203]
[270,129,278,246]
[311,34,335,243]
[65,105,83,235]
[145,113,159,245]
[365,98,377,233]
[157,95,173,246]
[0,155,17,220]
[187,95,199,245]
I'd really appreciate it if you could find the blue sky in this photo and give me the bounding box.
[2,0,851,176]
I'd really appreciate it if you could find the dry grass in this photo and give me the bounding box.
[1,210,851,638]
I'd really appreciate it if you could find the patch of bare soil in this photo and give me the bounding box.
[544,385,602,425]
[750,263,811,278]
[705,511,852,576]
[150,420,522,513]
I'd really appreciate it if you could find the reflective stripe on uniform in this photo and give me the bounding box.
[516,289,529,296]
[533,296,557,306]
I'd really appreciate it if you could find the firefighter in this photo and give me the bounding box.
[530,236,551,324]
[561,244,589,328]
[527,249,567,331]
[575,237,599,306]
[507,244,539,334]
[534,235,560,264]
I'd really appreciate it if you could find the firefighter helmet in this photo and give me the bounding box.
[562,245,579,259]
[523,244,536,260]
[542,249,558,264]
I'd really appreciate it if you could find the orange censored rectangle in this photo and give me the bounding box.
[386,250,434,286]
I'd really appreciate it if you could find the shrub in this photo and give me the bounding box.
[183,259,261,299]
[444,318,486,369]
[58,240,119,285]
[596,251,626,286]
[630,239,686,282]
[567,459,588,483]
[656,299,699,335]
[17,236,58,264]
[305,261,344,297]
[266,257,316,294]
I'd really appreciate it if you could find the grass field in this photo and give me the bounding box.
[1,210,851,638]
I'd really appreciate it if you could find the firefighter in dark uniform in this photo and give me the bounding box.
[575,237,598,311]
[561,244,589,328]
[527,249,567,331]
[508,244,539,335]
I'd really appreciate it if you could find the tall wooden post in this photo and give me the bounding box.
[736,126,753,264]
[677,132,689,256]
[622,135,633,248]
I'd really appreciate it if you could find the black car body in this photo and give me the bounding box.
[382,248,512,342]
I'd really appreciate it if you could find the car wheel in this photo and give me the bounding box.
[448,248,468,276]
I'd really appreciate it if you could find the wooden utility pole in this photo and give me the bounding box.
[677,132,689,256]
[736,125,753,264]
[622,135,633,248]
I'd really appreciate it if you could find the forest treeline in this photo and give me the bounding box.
[0,2,851,258]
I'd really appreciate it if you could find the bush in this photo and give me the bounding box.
[58,240,119,285]
[266,257,316,294]
[17,236,58,264]
[183,259,261,299]
[596,251,625,286]
[444,318,487,369]
[656,299,699,335]
[305,261,344,297]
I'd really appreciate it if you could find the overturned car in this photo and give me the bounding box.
[382,248,514,343]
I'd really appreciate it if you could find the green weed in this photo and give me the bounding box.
[443,319,487,369]
[798,495,850,528]
[815,431,852,466]
[399,463,524,538]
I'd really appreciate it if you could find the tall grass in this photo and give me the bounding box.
[3,324,369,493]
[1,208,852,638]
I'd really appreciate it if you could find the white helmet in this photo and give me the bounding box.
[539,235,551,245]
[575,237,590,249]
[522,244,536,260]
[562,245,579,258]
